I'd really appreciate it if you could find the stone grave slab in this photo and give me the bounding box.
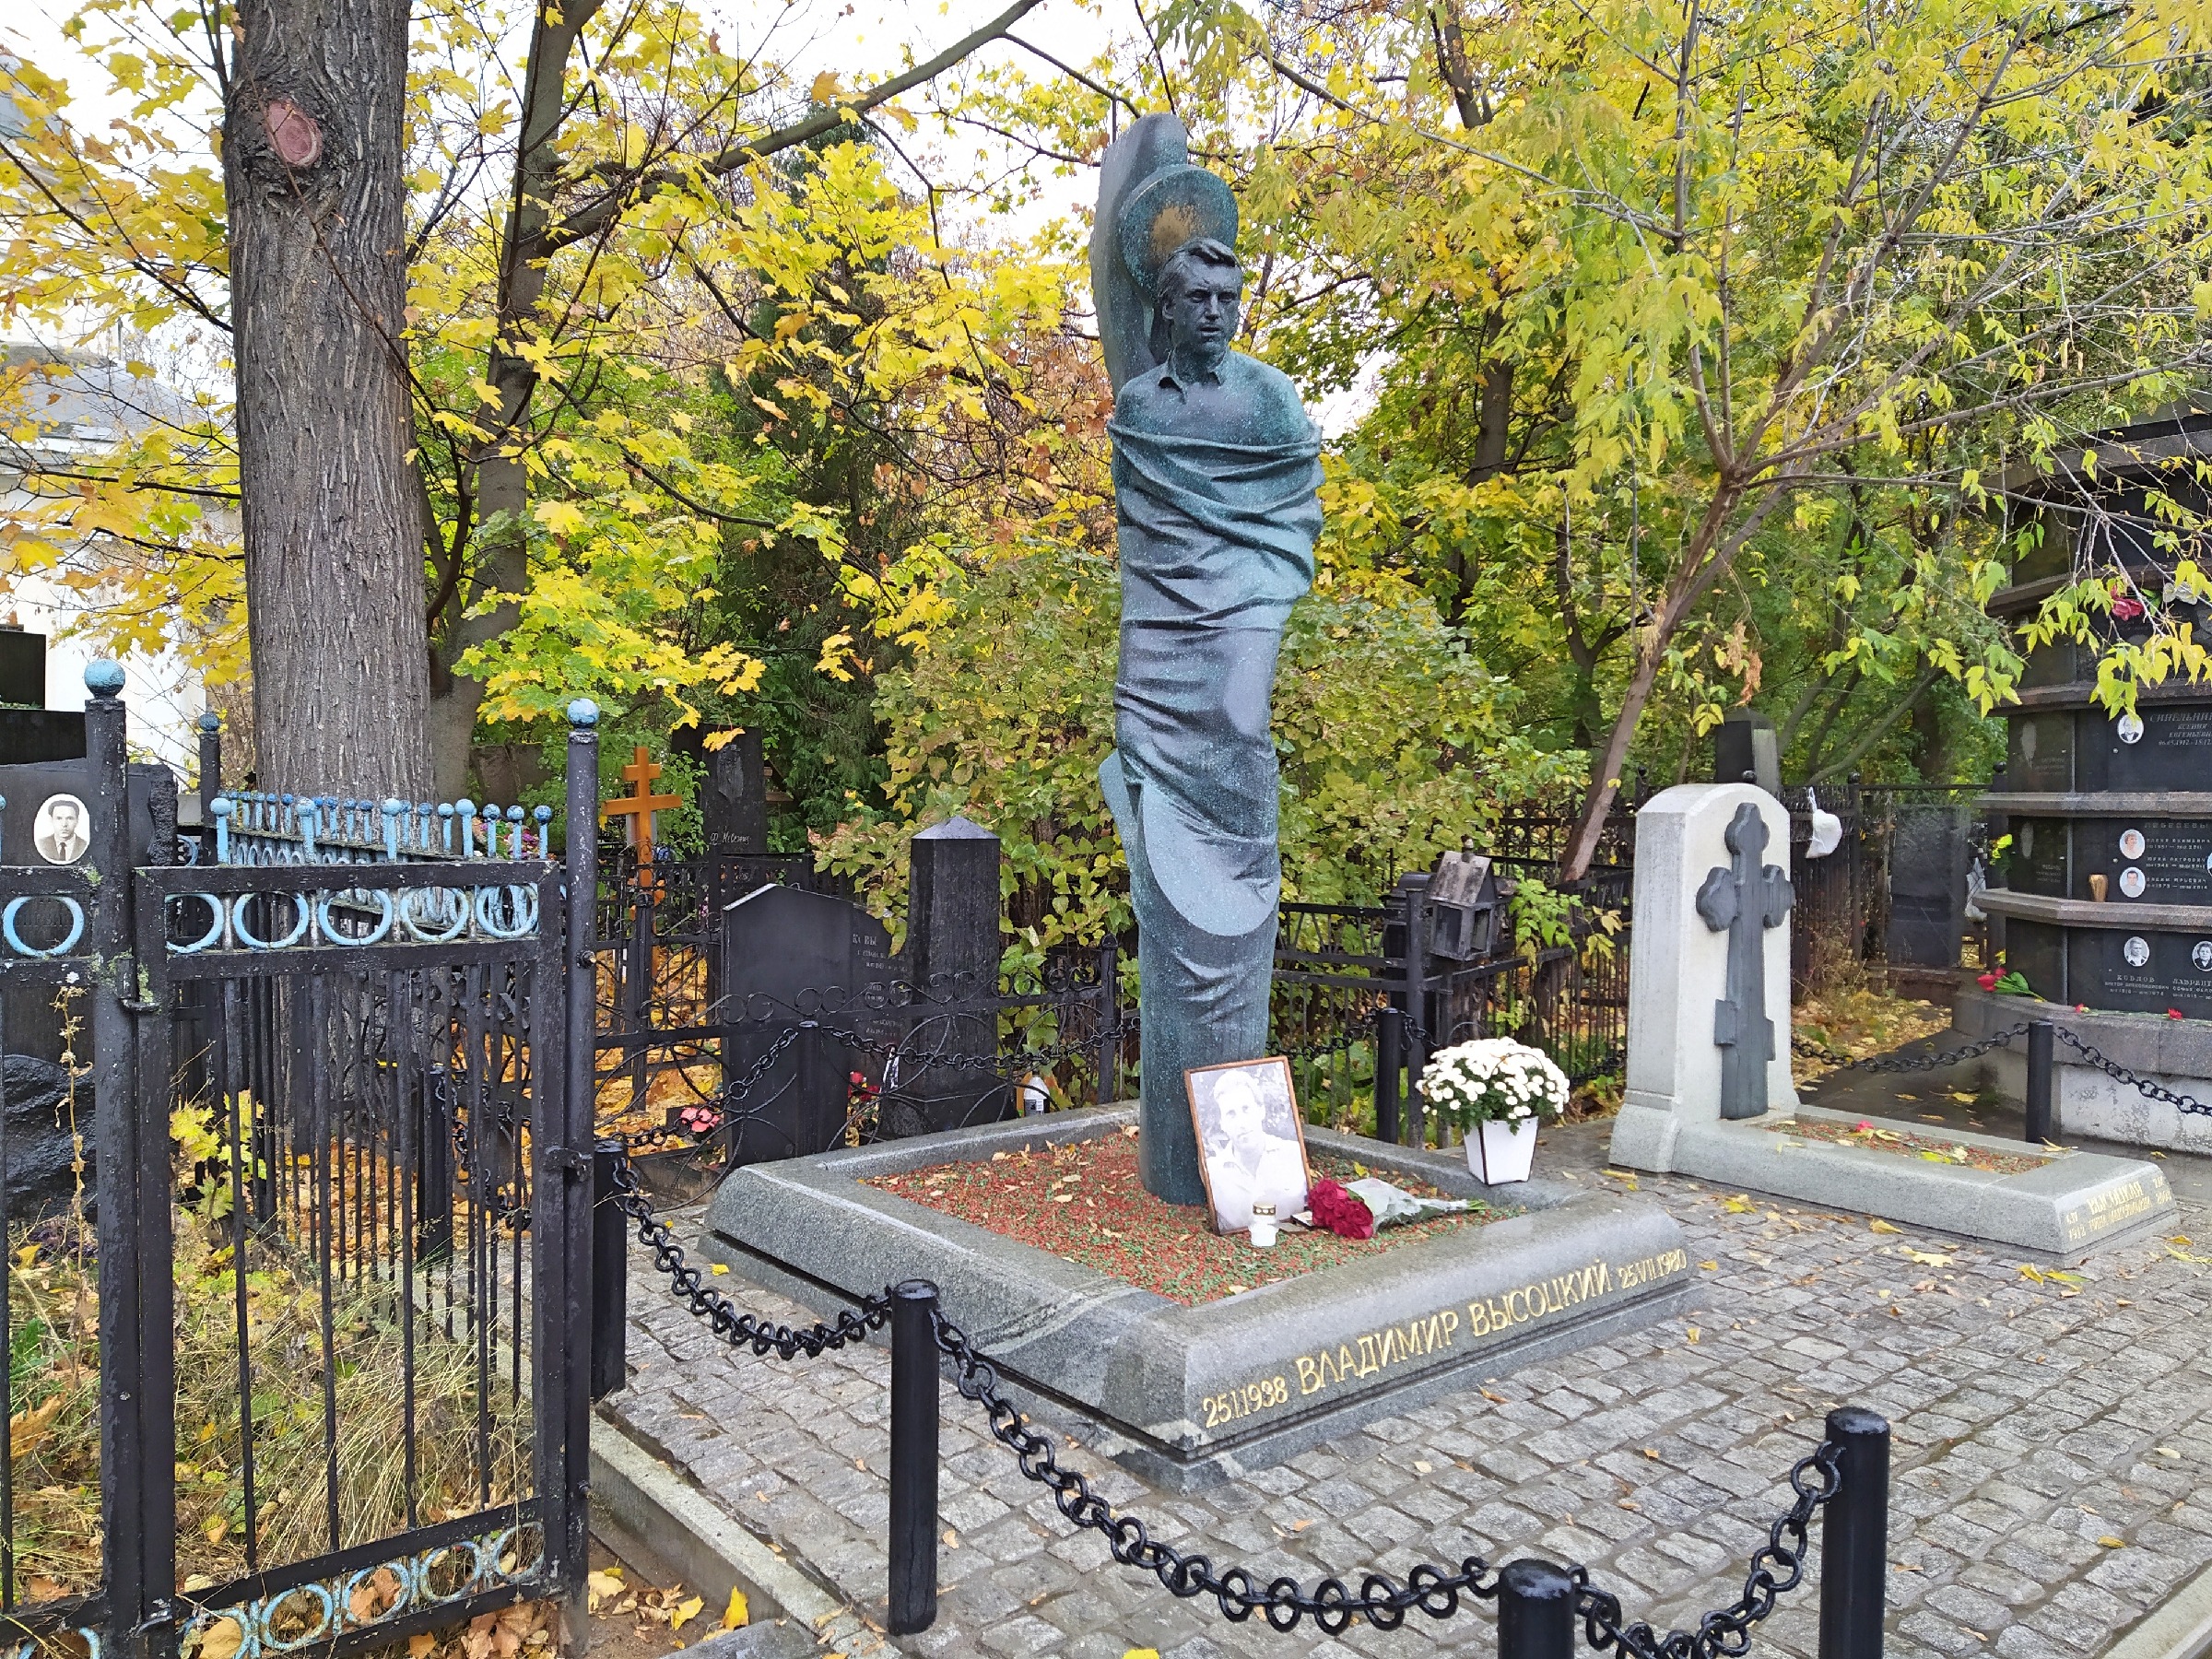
[1609,782,2178,1256]
[702,1105,1693,1491]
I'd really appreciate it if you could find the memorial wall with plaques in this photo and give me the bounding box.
[1976,401,2212,1018]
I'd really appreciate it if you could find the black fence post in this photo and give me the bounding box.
[1497,1559,1576,1659]
[888,1279,941,1635]
[418,1065,454,1263]
[591,1138,629,1400]
[1095,934,1120,1105]
[1818,1406,1891,1659]
[2024,1019,2054,1144]
[196,709,222,827]
[1375,1005,1403,1145]
[1404,878,1430,1149]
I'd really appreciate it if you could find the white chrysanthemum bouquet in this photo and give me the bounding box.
[1419,1037,1571,1130]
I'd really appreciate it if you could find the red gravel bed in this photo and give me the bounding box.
[1770,1116,2051,1175]
[864,1126,1505,1306]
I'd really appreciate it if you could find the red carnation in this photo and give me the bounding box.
[1308,1178,1375,1241]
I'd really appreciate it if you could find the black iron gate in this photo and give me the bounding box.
[0,674,600,1659]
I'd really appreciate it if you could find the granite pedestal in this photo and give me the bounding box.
[1614,1101,2172,1261]
[1607,783,2178,1258]
[702,1106,1693,1490]
[1954,985,2212,1155]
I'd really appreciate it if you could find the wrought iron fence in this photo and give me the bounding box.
[0,675,601,1659]
[587,849,1121,1195]
[1271,863,1633,1146]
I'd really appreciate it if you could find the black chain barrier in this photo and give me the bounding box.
[2052,1026,2212,1117]
[1790,1023,2032,1075]
[927,1309,1500,1632]
[1793,1017,2212,1118]
[606,1152,890,1357]
[1572,1442,1842,1659]
[593,1147,1851,1648]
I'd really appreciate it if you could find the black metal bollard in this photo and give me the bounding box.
[1818,1406,1891,1659]
[1497,1559,1576,1659]
[590,1138,630,1401]
[2024,1019,2054,1145]
[1376,1006,1404,1145]
[888,1279,941,1635]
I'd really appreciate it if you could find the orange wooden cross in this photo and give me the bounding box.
[601,746,683,870]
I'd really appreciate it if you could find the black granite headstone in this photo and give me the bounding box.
[701,728,769,855]
[1712,709,1780,795]
[0,629,42,708]
[891,817,1006,1135]
[716,883,897,1163]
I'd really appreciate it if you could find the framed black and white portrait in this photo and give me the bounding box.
[1185,1056,1311,1235]
[32,794,91,865]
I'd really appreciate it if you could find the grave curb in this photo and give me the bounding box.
[2103,1555,2212,1659]
[702,1106,1694,1490]
[1609,1101,2174,1262]
[588,1413,886,1656]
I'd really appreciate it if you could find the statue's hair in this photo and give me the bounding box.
[1156,237,1241,303]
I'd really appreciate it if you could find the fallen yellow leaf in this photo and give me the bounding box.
[1699,1260,1718,1270]
[1124,1651,1162,1659]
[198,1618,245,1659]
[2097,1535,2125,1549]
[669,1594,704,1632]
[723,1588,748,1630]
[1869,1219,1903,1234]
[1904,1249,1952,1266]
[2019,1265,2045,1281]
[1685,1325,1700,1344]
[711,1264,729,1276]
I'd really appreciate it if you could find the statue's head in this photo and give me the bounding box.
[1156,237,1241,371]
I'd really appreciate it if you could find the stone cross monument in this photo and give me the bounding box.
[1694,802,1794,1121]
[1611,783,1798,1169]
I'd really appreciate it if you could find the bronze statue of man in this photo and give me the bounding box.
[1092,117,1322,1205]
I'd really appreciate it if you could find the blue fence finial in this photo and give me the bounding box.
[197,711,220,732]
[567,698,599,728]
[84,660,125,698]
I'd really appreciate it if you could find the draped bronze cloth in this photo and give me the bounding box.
[1099,417,1321,1204]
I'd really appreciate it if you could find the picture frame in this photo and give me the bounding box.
[1184,1055,1312,1235]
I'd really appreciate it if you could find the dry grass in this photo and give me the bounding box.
[1794,971,1954,1086]
[10,1194,532,1603]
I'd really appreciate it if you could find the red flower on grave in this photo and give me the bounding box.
[1307,1178,1375,1241]
[2076,1004,2089,1013]
[1977,971,1998,991]
[678,1103,723,1137]
[2168,1008,2184,1020]
[2112,594,2147,622]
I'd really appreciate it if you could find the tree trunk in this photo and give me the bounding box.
[226,0,431,797]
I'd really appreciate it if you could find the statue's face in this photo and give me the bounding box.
[1160,260,1241,364]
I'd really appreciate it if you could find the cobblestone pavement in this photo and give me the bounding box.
[605,1120,2212,1658]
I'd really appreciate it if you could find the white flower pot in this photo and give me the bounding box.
[1467,1117,1538,1184]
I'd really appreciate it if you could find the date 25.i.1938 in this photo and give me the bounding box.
[1201,1374,1289,1428]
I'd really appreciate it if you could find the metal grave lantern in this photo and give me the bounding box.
[1425,850,1503,961]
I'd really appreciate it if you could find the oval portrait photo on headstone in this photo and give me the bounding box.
[2119,828,2146,860]
[2116,712,2145,745]
[2124,935,2151,969]
[2120,866,2147,899]
[2194,941,2212,972]
[32,794,91,865]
